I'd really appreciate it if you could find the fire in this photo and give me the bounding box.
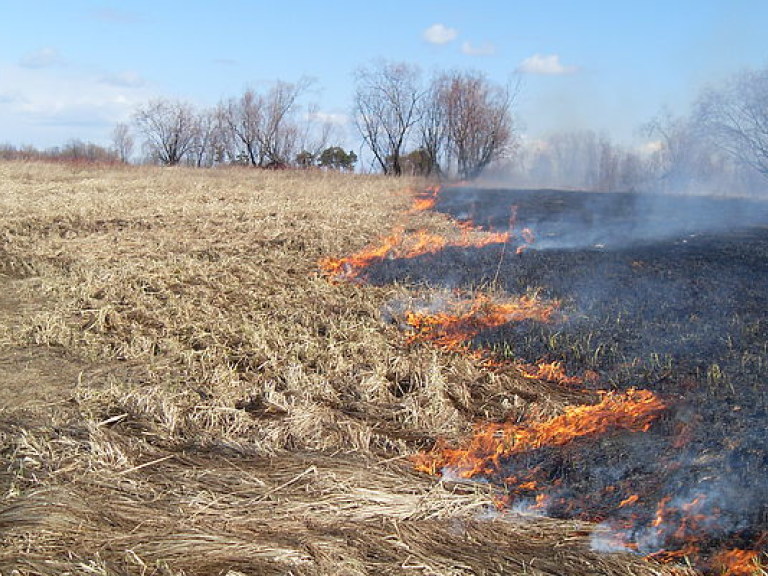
[412,388,665,477]
[411,185,440,212]
[321,185,768,574]
[404,293,561,351]
[319,226,510,280]
[520,360,583,387]
[619,494,639,508]
[712,549,762,576]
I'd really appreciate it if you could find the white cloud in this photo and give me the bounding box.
[99,71,146,88]
[310,111,349,126]
[0,63,155,146]
[516,53,578,75]
[461,41,496,56]
[423,23,458,45]
[19,47,65,69]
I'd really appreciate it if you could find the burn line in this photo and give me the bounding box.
[318,185,763,574]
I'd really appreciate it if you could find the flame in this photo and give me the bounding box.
[712,549,762,576]
[520,360,583,387]
[322,185,768,573]
[411,185,440,212]
[521,227,536,245]
[319,226,510,280]
[412,388,665,477]
[405,293,561,351]
[619,494,639,508]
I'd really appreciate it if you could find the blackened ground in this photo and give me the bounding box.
[366,187,768,562]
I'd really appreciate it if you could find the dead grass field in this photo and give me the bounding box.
[0,161,695,575]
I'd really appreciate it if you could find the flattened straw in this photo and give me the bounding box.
[255,465,317,501]
[116,455,175,476]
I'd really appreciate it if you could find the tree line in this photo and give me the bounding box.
[494,65,768,194]
[120,59,768,191]
[117,62,517,179]
[4,60,767,191]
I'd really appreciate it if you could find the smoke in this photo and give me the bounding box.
[368,184,768,566]
[433,186,768,251]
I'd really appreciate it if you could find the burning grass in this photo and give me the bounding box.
[370,185,768,575]
[0,161,696,575]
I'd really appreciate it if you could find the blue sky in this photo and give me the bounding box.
[1,1,766,150]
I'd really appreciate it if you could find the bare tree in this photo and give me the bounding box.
[111,122,134,163]
[133,98,198,166]
[418,75,449,177]
[695,67,768,178]
[353,61,423,176]
[220,79,311,167]
[439,71,518,180]
[259,79,311,166]
[296,104,336,165]
[642,108,724,191]
[221,89,264,165]
[189,108,225,167]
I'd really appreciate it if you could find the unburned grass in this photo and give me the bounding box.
[0,161,691,575]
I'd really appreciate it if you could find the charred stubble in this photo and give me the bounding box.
[367,186,768,571]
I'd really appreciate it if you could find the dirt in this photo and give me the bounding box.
[0,277,83,424]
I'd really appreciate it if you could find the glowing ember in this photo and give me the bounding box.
[412,388,665,477]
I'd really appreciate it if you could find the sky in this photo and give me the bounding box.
[1,0,767,152]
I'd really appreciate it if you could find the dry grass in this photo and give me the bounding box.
[0,161,694,575]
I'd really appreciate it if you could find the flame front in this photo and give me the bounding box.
[319,226,510,280]
[404,293,560,351]
[411,388,665,478]
[712,549,762,576]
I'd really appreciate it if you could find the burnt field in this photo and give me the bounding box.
[367,187,768,569]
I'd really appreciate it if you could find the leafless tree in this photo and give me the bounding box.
[417,75,449,177]
[439,71,518,180]
[296,104,336,164]
[353,61,423,176]
[221,89,264,165]
[695,67,768,178]
[259,79,311,166]
[189,108,225,167]
[220,79,311,167]
[642,108,726,191]
[111,122,134,163]
[133,98,198,166]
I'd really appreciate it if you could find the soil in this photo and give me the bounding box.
[0,278,83,423]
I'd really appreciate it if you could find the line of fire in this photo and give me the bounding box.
[319,184,768,575]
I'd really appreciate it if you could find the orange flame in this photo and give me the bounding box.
[712,549,762,576]
[411,185,440,212]
[319,227,510,280]
[520,360,583,387]
[412,388,665,477]
[405,293,560,351]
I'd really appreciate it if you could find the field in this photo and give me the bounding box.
[0,161,761,575]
